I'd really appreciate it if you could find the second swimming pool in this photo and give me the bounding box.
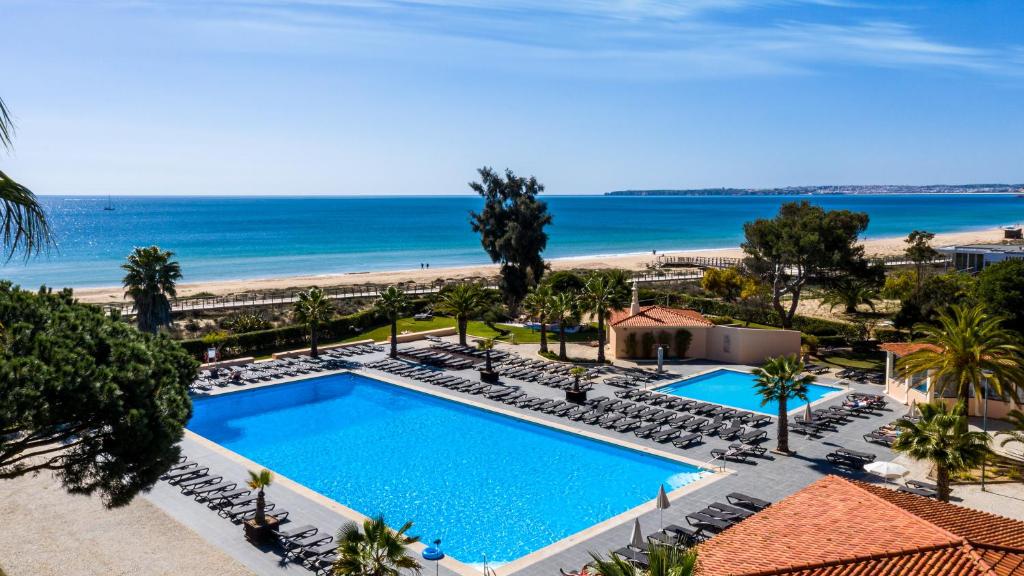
[655,369,842,414]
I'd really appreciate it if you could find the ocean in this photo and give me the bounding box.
[4,194,1023,288]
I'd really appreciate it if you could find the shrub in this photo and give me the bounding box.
[674,329,692,358]
[640,332,655,359]
[625,332,638,357]
[875,327,906,343]
[801,333,819,355]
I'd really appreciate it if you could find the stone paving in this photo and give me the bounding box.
[148,340,908,576]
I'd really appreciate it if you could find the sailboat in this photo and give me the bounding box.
[103,195,115,211]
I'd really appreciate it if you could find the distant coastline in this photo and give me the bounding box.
[606,184,1024,196]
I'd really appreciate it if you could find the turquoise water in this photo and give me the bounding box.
[656,369,841,414]
[5,194,1024,287]
[187,373,704,563]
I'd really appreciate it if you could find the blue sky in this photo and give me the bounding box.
[2,0,1023,195]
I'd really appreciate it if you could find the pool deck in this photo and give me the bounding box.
[148,341,905,576]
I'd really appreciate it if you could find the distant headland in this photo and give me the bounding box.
[605,184,1024,196]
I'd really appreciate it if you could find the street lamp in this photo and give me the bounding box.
[981,370,992,492]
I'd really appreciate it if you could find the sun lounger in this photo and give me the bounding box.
[717,422,745,439]
[178,474,223,491]
[711,447,750,463]
[838,448,876,462]
[726,492,771,511]
[671,432,702,448]
[634,422,665,438]
[285,533,333,557]
[190,481,237,500]
[898,485,939,498]
[661,524,704,544]
[863,431,895,446]
[907,479,938,491]
[613,547,650,568]
[224,501,277,520]
[651,427,680,443]
[685,512,732,533]
[165,466,210,483]
[275,524,318,542]
[614,418,641,432]
[708,502,754,519]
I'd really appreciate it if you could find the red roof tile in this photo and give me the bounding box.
[609,306,713,328]
[696,476,1024,576]
[879,342,942,357]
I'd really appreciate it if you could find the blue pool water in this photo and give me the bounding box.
[656,369,841,414]
[188,373,704,564]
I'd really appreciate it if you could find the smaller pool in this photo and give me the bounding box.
[656,369,842,414]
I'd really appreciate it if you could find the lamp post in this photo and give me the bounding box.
[981,371,992,492]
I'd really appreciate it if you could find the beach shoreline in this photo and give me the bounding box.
[72,227,1006,304]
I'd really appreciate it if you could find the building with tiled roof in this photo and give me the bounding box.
[880,341,1022,419]
[697,475,1024,576]
[605,282,800,365]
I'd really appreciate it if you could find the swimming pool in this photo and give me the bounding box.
[655,369,842,414]
[188,373,705,564]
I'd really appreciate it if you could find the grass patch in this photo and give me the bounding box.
[818,349,885,371]
[340,316,599,345]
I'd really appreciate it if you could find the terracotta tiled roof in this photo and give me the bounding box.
[879,342,942,357]
[696,476,1024,576]
[857,482,1024,549]
[608,305,713,328]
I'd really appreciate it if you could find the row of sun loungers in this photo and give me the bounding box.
[836,368,884,384]
[603,493,772,569]
[426,338,512,363]
[398,347,477,370]
[615,388,773,428]
[788,393,888,438]
[191,344,380,392]
[899,479,940,499]
[825,447,877,468]
[162,456,338,573]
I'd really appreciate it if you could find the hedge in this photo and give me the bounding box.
[181,298,431,360]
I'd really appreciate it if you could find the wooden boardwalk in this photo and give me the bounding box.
[108,269,704,316]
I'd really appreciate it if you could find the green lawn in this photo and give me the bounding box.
[342,316,598,345]
[818,349,885,371]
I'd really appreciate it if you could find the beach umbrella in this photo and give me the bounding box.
[655,485,671,530]
[629,518,644,550]
[864,461,909,485]
[803,402,813,423]
[422,539,445,576]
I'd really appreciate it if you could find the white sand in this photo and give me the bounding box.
[0,472,254,576]
[73,227,1006,304]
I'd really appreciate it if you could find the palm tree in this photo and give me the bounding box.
[899,304,1024,409]
[549,291,581,361]
[246,468,274,525]
[997,409,1024,451]
[375,285,409,358]
[582,272,630,364]
[332,516,422,576]
[752,355,815,454]
[0,97,52,259]
[293,286,335,358]
[522,284,554,354]
[892,401,990,502]
[433,283,484,346]
[589,544,697,576]
[121,246,183,333]
[821,277,879,314]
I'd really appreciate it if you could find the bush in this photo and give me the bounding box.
[801,334,819,355]
[674,329,692,358]
[875,327,906,343]
[640,332,655,359]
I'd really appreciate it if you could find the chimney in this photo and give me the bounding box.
[630,280,640,315]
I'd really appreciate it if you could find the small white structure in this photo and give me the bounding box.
[938,243,1024,273]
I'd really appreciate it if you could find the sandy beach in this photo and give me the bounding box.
[74,227,1005,304]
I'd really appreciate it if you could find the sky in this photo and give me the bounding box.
[2,0,1023,196]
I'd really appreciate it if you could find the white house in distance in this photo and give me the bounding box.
[607,283,801,365]
[880,342,1023,419]
[938,240,1024,273]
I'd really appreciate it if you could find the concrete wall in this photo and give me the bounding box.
[608,326,709,360]
[609,324,799,365]
[706,326,801,365]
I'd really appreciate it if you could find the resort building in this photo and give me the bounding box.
[881,342,1023,419]
[607,283,800,365]
[697,475,1024,576]
[938,242,1024,273]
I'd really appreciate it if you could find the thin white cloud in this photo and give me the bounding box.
[100,0,1024,78]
